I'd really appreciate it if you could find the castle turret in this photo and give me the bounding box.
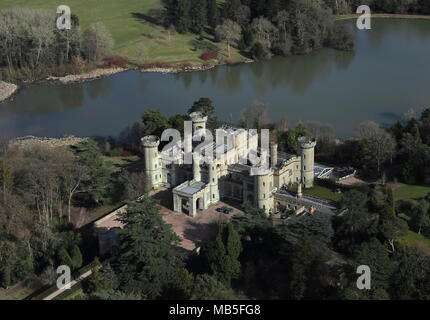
[142,135,162,189]
[298,137,317,188]
[190,111,208,135]
[255,171,272,216]
[209,160,220,204]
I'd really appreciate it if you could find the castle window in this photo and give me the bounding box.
[263,182,265,186]
[304,166,306,170]
[213,194,215,199]
[304,154,306,159]
[212,178,215,182]
[263,194,266,198]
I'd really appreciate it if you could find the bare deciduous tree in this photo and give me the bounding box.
[358,121,396,175]
[215,19,242,58]
[82,22,115,63]
[239,100,270,130]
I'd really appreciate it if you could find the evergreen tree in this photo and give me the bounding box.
[190,0,207,34]
[57,248,74,268]
[176,0,192,33]
[201,224,242,286]
[115,197,183,299]
[188,97,219,131]
[71,140,112,204]
[207,0,220,28]
[70,245,83,269]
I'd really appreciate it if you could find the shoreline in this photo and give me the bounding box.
[46,67,128,85]
[0,81,18,103]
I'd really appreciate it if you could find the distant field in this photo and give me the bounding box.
[393,184,430,201]
[0,0,243,65]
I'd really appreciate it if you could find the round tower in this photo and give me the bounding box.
[142,135,162,189]
[253,167,272,216]
[190,111,208,134]
[298,137,317,188]
[209,160,220,204]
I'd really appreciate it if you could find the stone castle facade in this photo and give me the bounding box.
[142,112,317,217]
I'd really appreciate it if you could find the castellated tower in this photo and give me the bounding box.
[298,136,317,188]
[252,150,272,216]
[189,111,208,134]
[254,170,272,216]
[209,161,220,205]
[142,135,162,189]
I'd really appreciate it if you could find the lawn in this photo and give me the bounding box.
[393,184,430,202]
[303,185,343,202]
[0,0,244,65]
[102,155,140,172]
[398,230,430,256]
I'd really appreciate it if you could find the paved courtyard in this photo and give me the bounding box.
[94,188,243,252]
[153,188,243,251]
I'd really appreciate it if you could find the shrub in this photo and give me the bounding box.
[139,61,173,70]
[199,50,219,61]
[250,41,271,61]
[70,245,83,269]
[57,248,73,269]
[99,56,128,69]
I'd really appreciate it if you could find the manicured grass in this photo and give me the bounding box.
[303,185,343,202]
[399,230,430,256]
[0,0,245,65]
[393,185,430,202]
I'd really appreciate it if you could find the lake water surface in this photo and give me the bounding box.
[1,19,430,138]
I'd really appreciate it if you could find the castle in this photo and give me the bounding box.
[142,112,317,217]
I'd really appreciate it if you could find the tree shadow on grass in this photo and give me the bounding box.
[131,10,165,27]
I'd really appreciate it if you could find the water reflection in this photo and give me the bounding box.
[0,19,429,138]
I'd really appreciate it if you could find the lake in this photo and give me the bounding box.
[1,19,430,139]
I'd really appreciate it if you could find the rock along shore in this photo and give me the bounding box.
[0,81,18,103]
[46,67,127,84]
[10,135,88,150]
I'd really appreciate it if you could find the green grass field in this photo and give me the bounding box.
[303,185,343,202]
[399,230,430,256]
[0,0,243,65]
[393,185,430,202]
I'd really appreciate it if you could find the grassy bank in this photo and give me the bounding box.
[0,0,242,66]
[393,184,430,201]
